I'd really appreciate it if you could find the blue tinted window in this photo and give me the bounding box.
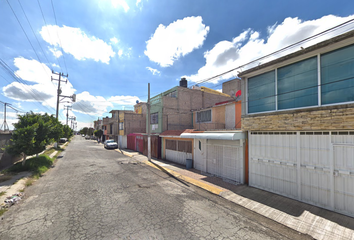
[248,71,275,113]
[277,57,318,109]
[321,44,354,105]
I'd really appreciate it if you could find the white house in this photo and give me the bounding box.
[239,30,354,217]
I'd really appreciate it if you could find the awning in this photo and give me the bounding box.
[180,132,246,140]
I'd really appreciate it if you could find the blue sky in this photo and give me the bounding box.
[1,0,354,130]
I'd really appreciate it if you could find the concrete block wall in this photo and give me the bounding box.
[242,104,354,131]
[222,78,241,96]
[124,113,146,135]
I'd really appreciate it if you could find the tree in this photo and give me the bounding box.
[62,125,73,139]
[80,127,88,135]
[94,129,103,139]
[42,114,63,142]
[7,113,40,166]
[6,112,64,166]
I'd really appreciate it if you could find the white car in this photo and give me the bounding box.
[104,139,118,149]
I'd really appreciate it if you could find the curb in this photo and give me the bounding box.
[119,150,225,195]
[143,160,225,195]
[118,149,354,240]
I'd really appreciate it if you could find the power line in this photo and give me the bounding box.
[5,0,49,77]
[37,0,63,72]
[0,58,57,115]
[50,0,68,74]
[17,0,51,69]
[190,17,354,87]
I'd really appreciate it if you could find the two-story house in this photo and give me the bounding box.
[155,78,234,164]
[180,79,246,183]
[148,78,233,134]
[239,30,354,217]
[117,109,146,149]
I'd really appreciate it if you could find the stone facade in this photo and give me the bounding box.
[242,104,354,131]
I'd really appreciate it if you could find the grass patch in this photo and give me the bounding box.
[25,178,34,187]
[0,191,6,197]
[0,208,7,216]
[6,155,54,177]
[43,147,64,157]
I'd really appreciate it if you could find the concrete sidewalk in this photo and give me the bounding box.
[117,148,354,240]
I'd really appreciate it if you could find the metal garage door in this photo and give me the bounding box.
[206,140,244,183]
[249,131,354,217]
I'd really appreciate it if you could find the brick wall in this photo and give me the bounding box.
[242,104,354,131]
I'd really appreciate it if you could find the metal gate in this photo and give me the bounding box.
[206,140,244,183]
[249,131,354,217]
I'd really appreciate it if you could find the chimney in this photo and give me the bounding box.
[179,78,187,88]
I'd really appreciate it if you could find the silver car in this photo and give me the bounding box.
[104,139,118,149]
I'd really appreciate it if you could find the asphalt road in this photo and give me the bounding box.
[0,136,311,240]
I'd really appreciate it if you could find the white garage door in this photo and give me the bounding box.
[249,131,354,217]
[206,140,244,183]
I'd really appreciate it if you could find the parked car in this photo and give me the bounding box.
[59,138,67,143]
[85,135,91,140]
[104,139,118,149]
[82,134,85,137]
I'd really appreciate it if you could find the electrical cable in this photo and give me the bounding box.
[5,0,49,78]
[50,0,68,74]
[36,0,63,72]
[190,17,354,87]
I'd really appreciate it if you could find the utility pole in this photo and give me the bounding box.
[69,116,76,129]
[117,110,120,149]
[147,83,151,161]
[64,105,72,125]
[51,70,68,120]
[1,103,9,132]
[0,101,19,132]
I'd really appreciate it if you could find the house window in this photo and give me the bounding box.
[197,110,211,122]
[165,90,177,98]
[109,124,113,134]
[277,57,318,110]
[248,71,275,113]
[119,122,124,130]
[321,44,354,105]
[151,112,158,124]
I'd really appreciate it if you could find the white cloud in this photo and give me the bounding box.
[111,0,130,12]
[136,0,141,6]
[107,95,141,105]
[145,16,210,67]
[146,67,160,75]
[118,49,123,57]
[40,25,115,64]
[186,14,354,84]
[52,63,60,68]
[110,37,119,44]
[2,57,76,112]
[49,47,62,58]
[72,91,113,116]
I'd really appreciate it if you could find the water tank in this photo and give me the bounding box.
[180,78,187,88]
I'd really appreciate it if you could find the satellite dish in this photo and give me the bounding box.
[230,90,235,97]
[136,100,139,104]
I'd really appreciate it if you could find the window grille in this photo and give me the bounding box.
[197,110,211,122]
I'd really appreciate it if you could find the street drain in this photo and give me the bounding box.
[137,184,150,188]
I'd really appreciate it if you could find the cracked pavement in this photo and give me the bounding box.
[0,136,311,240]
